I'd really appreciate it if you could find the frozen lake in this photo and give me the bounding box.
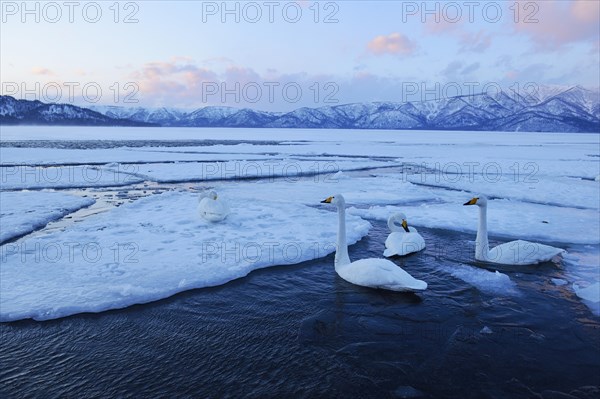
[1,127,599,397]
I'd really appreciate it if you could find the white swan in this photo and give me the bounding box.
[198,190,230,222]
[463,195,565,265]
[321,194,427,292]
[383,213,426,257]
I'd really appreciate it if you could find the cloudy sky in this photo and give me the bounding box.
[1,0,599,110]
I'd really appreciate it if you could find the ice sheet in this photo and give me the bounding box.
[217,174,447,207]
[0,191,370,321]
[110,159,402,183]
[3,129,598,182]
[404,173,599,210]
[1,126,597,146]
[0,147,283,166]
[0,191,94,243]
[347,199,600,245]
[562,248,600,315]
[573,282,600,303]
[1,165,143,190]
[443,264,519,296]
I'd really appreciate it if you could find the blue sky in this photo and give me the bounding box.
[1,0,599,110]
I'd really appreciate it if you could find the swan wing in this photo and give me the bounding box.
[384,232,426,257]
[198,198,230,222]
[488,240,565,265]
[337,258,427,292]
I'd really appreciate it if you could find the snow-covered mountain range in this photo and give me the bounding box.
[0,96,156,127]
[2,86,599,132]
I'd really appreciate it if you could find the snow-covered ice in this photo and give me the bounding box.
[480,326,493,334]
[114,159,401,183]
[404,173,599,210]
[551,278,568,286]
[573,282,600,303]
[444,265,519,296]
[347,199,599,245]
[1,165,143,190]
[0,146,278,166]
[0,191,370,321]
[0,191,94,244]
[561,248,600,315]
[217,174,441,206]
[573,282,600,316]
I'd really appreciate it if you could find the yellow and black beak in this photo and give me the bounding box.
[463,197,478,206]
[321,196,334,204]
[401,219,410,233]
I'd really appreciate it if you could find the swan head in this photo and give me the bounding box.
[199,190,218,202]
[388,212,410,232]
[321,194,345,207]
[463,195,488,207]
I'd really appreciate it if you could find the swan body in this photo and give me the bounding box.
[464,195,565,265]
[384,213,426,257]
[321,195,427,292]
[198,190,230,222]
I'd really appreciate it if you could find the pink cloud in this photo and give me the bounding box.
[31,67,55,76]
[353,71,375,80]
[131,60,218,101]
[514,0,600,49]
[571,0,600,23]
[505,70,519,80]
[127,59,341,109]
[367,33,416,56]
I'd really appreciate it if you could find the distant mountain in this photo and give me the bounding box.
[88,105,281,128]
[88,105,188,126]
[0,96,156,127]
[2,86,599,132]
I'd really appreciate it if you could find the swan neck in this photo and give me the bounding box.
[335,203,351,268]
[388,215,402,232]
[475,205,489,260]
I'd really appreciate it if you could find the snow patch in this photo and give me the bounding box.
[445,264,519,296]
[480,326,493,334]
[0,191,94,243]
[573,282,600,303]
[551,278,568,286]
